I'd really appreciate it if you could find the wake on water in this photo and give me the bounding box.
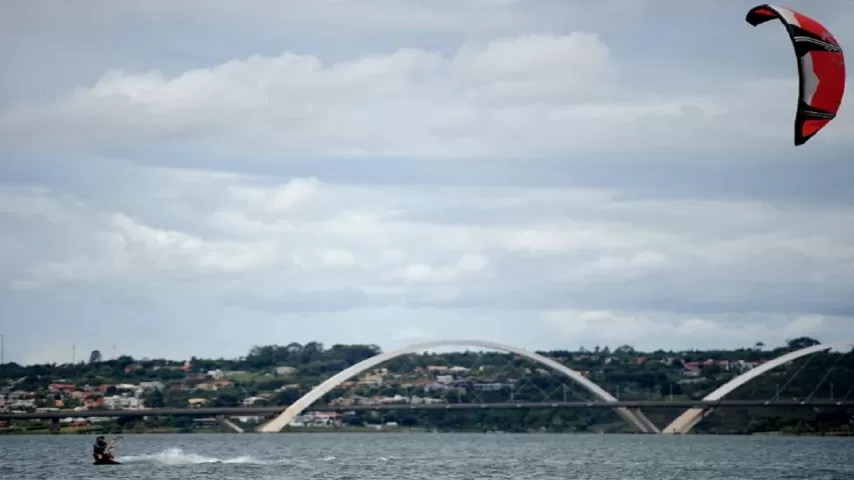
[116,448,338,465]
[114,448,393,467]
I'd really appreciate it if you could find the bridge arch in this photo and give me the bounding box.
[662,340,854,434]
[258,339,659,433]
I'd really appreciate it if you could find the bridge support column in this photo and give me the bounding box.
[216,415,245,433]
[662,407,713,434]
[630,409,660,433]
[50,418,60,435]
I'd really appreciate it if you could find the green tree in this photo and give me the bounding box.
[143,389,166,408]
[209,393,240,407]
[787,337,820,351]
[89,350,103,364]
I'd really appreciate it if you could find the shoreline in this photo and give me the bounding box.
[1,427,852,437]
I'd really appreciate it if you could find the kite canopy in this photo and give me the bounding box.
[746,4,846,146]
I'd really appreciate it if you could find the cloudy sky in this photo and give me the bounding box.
[1,0,853,365]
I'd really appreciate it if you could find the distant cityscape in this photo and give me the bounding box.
[1,337,851,434]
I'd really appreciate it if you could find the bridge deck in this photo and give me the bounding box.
[2,400,852,420]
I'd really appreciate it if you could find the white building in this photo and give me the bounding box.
[242,396,267,406]
[290,411,341,427]
[103,395,142,409]
[138,381,165,391]
[357,374,384,387]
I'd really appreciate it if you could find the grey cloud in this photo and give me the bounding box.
[395,255,854,316]
[6,169,853,316]
[219,287,376,314]
[7,148,850,211]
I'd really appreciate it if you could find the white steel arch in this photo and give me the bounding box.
[258,339,659,433]
[662,340,854,434]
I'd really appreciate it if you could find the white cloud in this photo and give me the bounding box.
[541,310,848,350]
[401,254,490,283]
[3,29,850,160]
[393,327,436,343]
[783,314,826,337]
[265,178,321,212]
[9,169,853,294]
[0,34,611,156]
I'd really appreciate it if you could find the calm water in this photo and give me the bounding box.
[0,433,851,480]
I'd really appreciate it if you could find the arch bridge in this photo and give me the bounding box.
[257,339,853,434]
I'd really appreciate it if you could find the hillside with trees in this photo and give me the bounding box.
[1,337,852,435]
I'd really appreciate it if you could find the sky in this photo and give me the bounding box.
[1,0,853,365]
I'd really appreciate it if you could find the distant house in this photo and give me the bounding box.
[730,360,756,372]
[48,384,75,393]
[330,396,362,406]
[275,384,301,392]
[103,395,141,410]
[409,395,445,405]
[473,382,506,391]
[426,365,449,372]
[275,366,297,376]
[357,374,384,387]
[372,394,409,404]
[399,378,433,389]
[242,396,267,406]
[84,398,105,409]
[290,411,341,427]
[124,364,142,373]
[682,362,702,377]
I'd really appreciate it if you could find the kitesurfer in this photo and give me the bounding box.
[92,436,111,462]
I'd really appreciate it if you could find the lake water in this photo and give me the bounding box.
[0,433,851,480]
